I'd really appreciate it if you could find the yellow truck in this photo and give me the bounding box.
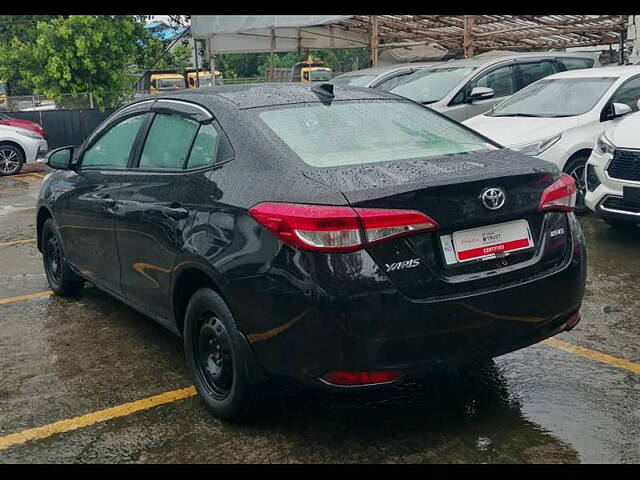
[293,56,333,83]
[186,70,222,88]
[0,83,7,110]
[149,73,186,93]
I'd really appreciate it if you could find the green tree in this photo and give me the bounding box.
[0,15,157,108]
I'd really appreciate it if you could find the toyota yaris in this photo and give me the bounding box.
[37,84,586,420]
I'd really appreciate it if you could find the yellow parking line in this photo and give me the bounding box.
[0,238,36,248]
[543,337,640,375]
[0,290,53,305]
[0,386,197,451]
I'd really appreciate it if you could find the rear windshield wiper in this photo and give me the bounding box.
[421,100,437,105]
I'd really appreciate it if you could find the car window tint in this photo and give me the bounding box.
[517,61,555,89]
[139,113,199,169]
[558,58,594,71]
[187,123,220,169]
[82,114,146,169]
[472,65,515,97]
[610,76,640,112]
[375,72,412,91]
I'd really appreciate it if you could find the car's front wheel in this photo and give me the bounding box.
[184,288,258,420]
[0,144,24,176]
[41,218,85,296]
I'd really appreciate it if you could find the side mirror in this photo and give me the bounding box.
[46,146,74,170]
[468,86,495,103]
[612,102,632,118]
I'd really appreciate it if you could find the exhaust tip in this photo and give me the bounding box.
[564,312,581,331]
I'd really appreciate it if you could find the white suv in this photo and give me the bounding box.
[585,111,640,228]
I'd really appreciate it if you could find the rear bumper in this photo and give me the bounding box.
[231,214,586,390]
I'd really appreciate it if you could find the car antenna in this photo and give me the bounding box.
[311,83,335,104]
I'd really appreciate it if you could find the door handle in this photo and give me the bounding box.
[161,204,189,220]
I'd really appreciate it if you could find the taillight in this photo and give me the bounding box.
[321,370,404,386]
[538,173,577,212]
[248,202,439,253]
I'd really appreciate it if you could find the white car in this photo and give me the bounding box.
[585,111,640,228]
[464,66,640,211]
[0,124,48,176]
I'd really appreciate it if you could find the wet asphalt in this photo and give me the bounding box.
[0,164,638,463]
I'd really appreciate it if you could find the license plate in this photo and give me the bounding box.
[440,219,534,265]
[623,187,640,206]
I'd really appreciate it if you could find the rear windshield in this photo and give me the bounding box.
[159,78,184,89]
[258,100,496,167]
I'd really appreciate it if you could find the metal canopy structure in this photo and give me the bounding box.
[190,15,631,69]
[343,15,629,59]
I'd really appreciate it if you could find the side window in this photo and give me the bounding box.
[82,114,146,169]
[517,61,556,90]
[139,113,199,169]
[302,71,310,81]
[558,58,594,71]
[375,72,412,91]
[151,79,157,90]
[472,65,515,98]
[610,76,640,113]
[186,123,220,169]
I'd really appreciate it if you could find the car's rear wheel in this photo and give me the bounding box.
[564,154,589,215]
[184,288,257,420]
[602,215,638,229]
[41,218,85,296]
[0,144,24,176]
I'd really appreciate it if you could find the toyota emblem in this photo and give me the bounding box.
[481,187,506,210]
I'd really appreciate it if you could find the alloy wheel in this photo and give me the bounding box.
[569,163,586,211]
[0,147,20,174]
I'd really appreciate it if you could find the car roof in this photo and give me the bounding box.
[421,51,600,69]
[545,65,640,80]
[150,83,399,110]
[335,62,445,77]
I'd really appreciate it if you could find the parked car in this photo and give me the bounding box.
[329,62,443,91]
[0,113,47,139]
[464,66,640,212]
[0,124,48,176]
[388,51,601,122]
[37,84,586,420]
[585,110,640,228]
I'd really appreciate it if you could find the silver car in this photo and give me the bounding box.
[329,62,444,91]
[389,52,601,122]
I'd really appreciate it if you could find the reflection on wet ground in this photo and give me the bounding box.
[0,166,639,463]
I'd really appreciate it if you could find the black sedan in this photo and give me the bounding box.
[37,84,586,420]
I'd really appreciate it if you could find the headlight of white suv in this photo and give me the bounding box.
[509,133,562,157]
[595,132,616,156]
[13,127,43,140]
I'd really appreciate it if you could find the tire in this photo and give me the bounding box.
[41,218,85,296]
[602,216,638,229]
[563,154,589,215]
[184,288,258,420]
[0,144,25,176]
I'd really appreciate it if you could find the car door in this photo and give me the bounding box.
[115,100,231,320]
[56,103,151,293]
[445,63,517,121]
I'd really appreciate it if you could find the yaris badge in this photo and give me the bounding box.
[481,188,506,210]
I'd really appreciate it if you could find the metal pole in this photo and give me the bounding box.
[370,15,379,67]
[194,39,200,88]
[619,15,627,65]
[463,15,476,58]
[208,36,216,86]
[270,28,276,82]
